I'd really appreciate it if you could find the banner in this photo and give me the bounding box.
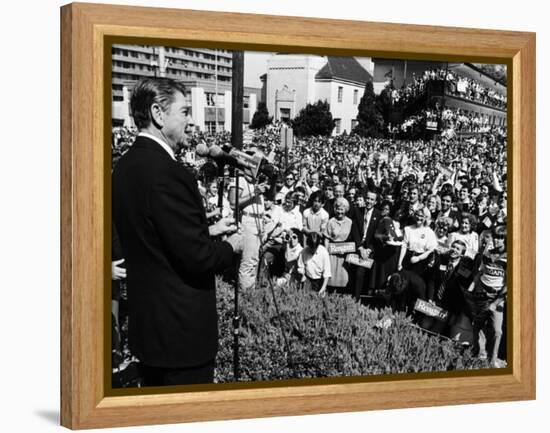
[414,299,449,321]
[426,120,438,131]
[435,162,453,178]
[327,242,356,255]
[345,253,373,269]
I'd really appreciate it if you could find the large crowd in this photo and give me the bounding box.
[113,119,508,367]
[400,106,507,139]
[112,116,508,369]
[390,67,507,110]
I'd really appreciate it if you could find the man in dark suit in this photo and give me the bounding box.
[113,78,242,386]
[350,190,381,300]
[424,239,474,340]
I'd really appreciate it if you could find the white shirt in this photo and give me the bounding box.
[404,225,437,254]
[303,207,329,233]
[298,245,332,279]
[233,176,265,215]
[362,208,374,242]
[138,132,176,161]
[280,206,303,231]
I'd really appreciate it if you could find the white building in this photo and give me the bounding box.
[262,54,373,135]
[110,45,260,131]
[113,79,259,132]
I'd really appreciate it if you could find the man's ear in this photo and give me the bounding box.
[150,102,164,128]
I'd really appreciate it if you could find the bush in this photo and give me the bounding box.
[215,278,487,383]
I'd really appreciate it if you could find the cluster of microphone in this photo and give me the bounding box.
[195,141,279,182]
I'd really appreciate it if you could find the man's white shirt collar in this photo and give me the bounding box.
[139,132,176,161]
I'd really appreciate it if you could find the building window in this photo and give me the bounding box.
[338,86,343,103]
[334,118,341,134]
[353,89,359,104]
[351,119,358,131]
[206,121,224,133]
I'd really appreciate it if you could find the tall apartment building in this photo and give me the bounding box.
[111,44,260,131]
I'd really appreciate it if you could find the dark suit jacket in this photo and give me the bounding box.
[350,207,381,251]
[436,209,460,231]
[427,253,474,313]
[113,136,234,368]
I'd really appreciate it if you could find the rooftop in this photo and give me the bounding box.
[315,56,373,86]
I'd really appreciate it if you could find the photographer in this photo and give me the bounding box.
[228,144,271,291]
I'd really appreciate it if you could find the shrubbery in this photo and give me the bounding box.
[215,278,487,383]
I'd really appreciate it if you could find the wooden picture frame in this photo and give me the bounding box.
[60,2,535,429]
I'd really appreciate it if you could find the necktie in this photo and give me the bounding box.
[362,210,372,242]
[437,261,455,301]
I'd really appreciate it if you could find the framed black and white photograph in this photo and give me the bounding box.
[60,3,535,429]
[110,45,509,387]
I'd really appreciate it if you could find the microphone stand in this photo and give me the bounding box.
[232,168,241,382]
[217,163,225,214]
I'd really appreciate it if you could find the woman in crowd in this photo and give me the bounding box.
[371,200,404,292]
[434,216,453,256]
[425,194,441,229]
[324,197,353,293]
[398,208,437,277]
[447,212,479,259]
[279,191,303,232]
[298,232,331,296]
[276,227,304,288]
[298,231,332,297]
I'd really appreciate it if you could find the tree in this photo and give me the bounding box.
[249,102,273,130]
[352,81,385,138]
[291,100,335,137]
[375,85,393,133]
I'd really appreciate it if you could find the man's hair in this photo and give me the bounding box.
[306,231,322,251]
[309,190,325,204]
[130,78,187,129]
[451,239,467,252]
[387,272,406,295]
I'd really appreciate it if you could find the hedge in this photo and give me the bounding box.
[215,278,487,383]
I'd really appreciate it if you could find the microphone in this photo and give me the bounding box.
[196,142,262,177]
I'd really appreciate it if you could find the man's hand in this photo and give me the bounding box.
[254,182,269,195]
[111,258,127,281]
[358,247,371,260]
[226,233,244,255]
[410,255,420,264]
[209,217,237,237]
